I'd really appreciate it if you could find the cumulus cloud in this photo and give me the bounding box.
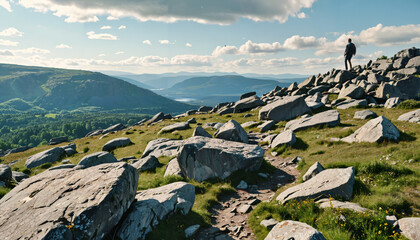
[0,49,14,56]
[0,39,19,46]
[213,40,284,56]
[142,40,152,45]
[0,27,24,37]
[115,51,124,55]
[17,0,316,25]
[101,25,112,30]
[283,35,326,50]
[107,16,119,21]
[224,57,299,68]
[185,42,192,47]
[86,31,117,40]
[56,44,71,49]
[98,53,106,57]
[118,25,126,30]
[296,12,306,19]
[0,0,11,12]
[159,40,171,45]
[14,47,50,54]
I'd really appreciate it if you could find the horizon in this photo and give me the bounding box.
[0,0,419,75]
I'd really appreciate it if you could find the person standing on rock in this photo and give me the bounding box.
[344,38,356,70]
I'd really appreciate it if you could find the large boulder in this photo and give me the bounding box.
[142,138,184,158]
[116,182,195,240]
[257,120,276,132]
[192,126,212,138]
[12,171,29,182]
[259,96,311,122]
[102,137,133,152]
[317,199,368,213]
[240,91,257,99]
[384,97,401,108]
[406,56,420,68]
[148,112,167,124]
[338,84,365,99]
[25,147,65,169]
[48,136,68,145]
[77,151,118,168]
[102,123,125,134]
[164,158,184,177]
[132,155,159,171]
[158,122,190,134]
[336,99,368,109]
[354,110,377,120]
[398,109,420,123]
[375,83,403,99]
[395,76,420,99]
[0,164,12,185]
[284,110,340,132]
[398,217,420,240]
[0,162,138,240]
[334,70,357,84]
[177,136,264,182]
[276,167,355,204]
[298,75,315,89]
[302,162,324,182]
[234,95,264,113]
[342,116,400,143]
[214,120,248,143]
[63,143,77,156]
[265,220,326,240]
[270,130,296,149]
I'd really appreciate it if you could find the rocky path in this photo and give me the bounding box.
[195,142,300,240]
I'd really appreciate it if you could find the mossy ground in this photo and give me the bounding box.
[0,104,419,239]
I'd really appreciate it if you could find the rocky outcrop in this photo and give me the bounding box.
[0,162,138,240]
[177,136,264,182]
[63,143,77,156]
[158,122,190,134]
[233,95,264,113]
[77,151,118,169]
[102,137,133,152]
[354,110,377,119]
[0,164,12,185]
[265,220,326,240]
[48,136,68,145]
[116,182,195,240]
[192,126,212,138]
[132,155,159,171]
[11,171,29,182]
[214,120,249,143]
[258,120,276,132]
[25,147,65,169]
[398,217,420,240]
[148,112,171,125]
[142,138,183,158]
[336,99,368,109]
[384,97,401,108]
[164,158,184,177]
[277,167,355,204]
[270,130,296,148]
[338,84,365,99]
[302,161,324,182]
[398,109,420,123]
[317,198,368,213]
[284,110,340,132]
[259,96,311,122]
[342,116,400,143]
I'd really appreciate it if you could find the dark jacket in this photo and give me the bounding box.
[345,43,356,56]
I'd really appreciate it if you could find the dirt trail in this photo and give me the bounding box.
[195,142,300,240]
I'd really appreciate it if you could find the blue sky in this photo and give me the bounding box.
[0,0,419,75]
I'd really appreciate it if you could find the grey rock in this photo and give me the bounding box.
[187,118,197,124]
[243,113,253,118]
[393,47,419,59]
[142,138,183,158]
[102,137,133,152]
[271,130,296,148]
[336,99,368,109]
[260,218,279,230]
[241,121,259,128]
[265,220,326,240]
[259,96,311,122]
[103,123,125,134]
[48,136,68,145]
[287,82,298,91]
[386,215,398,228]
[395,76,420,99]
[49,164,76,170]
[11,171,29,182]
[132,155,159,171]
[177,136,264,182]
[236,180,248,190]
[63,143,77,156]
[0,164,12,184]
[317,198,368,212]
[262,134,277,144]
[214,120,248,143]
[308,85,330,95]
[258,120,276,132]
[192,126,212,138]
[302,162,324,182]
[217,106,235,115]
[298,75,315,89]
[198,106,213,112]
[384,97,401,108]
[285,110,340,132]
[164,158,184,177]
[158,122,190,134]
[85,129,103,137]
[393,57,409,69]
[305,92,322,103]
[398,109,420,123]
[398,217,420,240]
[149,112,166,124]
[354,110,378,119]
[234,95,264,113]
[342,116,400,143]
[334,71,357,84]
[368,73,388,84]
[338,84,365,99]
[276,167,355,204]
[240,91,257,100]
[25,147,65,169]
[77,151,118,169]
[375,82,402,99]
[116,182,195,240]
[237,204,252,213]
[396,67,419,75]
[406,56,420,68]
[185,225,200,238]
[0,162,138,240]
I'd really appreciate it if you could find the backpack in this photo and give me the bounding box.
[349,43,356,55]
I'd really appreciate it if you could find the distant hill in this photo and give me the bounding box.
[157,75,298,105]
[0,63,194,114]
[113,76,153,89]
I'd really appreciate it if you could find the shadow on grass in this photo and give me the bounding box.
[293,138,309,150]
[399,131,416,142]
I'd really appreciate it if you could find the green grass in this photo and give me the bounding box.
[0,187,11,198]
[396,100,420,109]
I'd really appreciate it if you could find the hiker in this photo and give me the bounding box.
[344,38,356,70]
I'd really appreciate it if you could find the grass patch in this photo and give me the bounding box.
[0,187,11,198]
[397,100,420,109]
[309,150,325,156]
[82,146,89,153]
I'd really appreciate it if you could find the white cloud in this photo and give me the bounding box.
[0,39,19,46]
[17,0,316,25]
[107,16,119,21]
[118,25,126,30]
[185,43,192,47]
[283,35,326,50]
[159,40,170,45]
[213,40,283,56]
[0,0,12,12]
[0,27,24,37]
[142,40,152,45]
[56,44,71,49]
[0,49,13,56]
[115,51,124,55]
[297,12,306,19]
[98,53,106,57]
[14,47,50,54]
[101,25,112,30]
[86,31,117,40]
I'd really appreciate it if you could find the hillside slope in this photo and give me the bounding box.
[0,64,193,113]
